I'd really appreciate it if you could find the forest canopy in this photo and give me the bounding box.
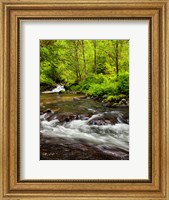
[40,40,129,102]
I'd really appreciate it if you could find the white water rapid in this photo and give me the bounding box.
[42,85,65,93]
[40,111,129,160]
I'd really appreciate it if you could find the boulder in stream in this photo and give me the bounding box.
[57,113,77,122]
[87,115,118,125]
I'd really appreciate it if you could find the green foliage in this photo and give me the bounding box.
[86,82,118,97]
[77,74,109,91]
[40,74,56,86]
[70,72,129,101]
[117,72,129,95]
[40,39,129,101]
[40,61,56,86]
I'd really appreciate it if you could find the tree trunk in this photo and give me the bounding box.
[81,40,87,78]
[115,41,119,78]
[93,40,97,74]
[73,40,81,82]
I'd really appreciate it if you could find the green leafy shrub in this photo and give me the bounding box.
[86,82,118,97]
[70,74,109,92]
[117,72,129,95]
[70,72,129,101]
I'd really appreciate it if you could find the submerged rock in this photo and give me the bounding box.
[79,96,87,99]
[102,102,111,107]
[73,97,80,101]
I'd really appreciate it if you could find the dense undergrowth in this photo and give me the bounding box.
[70,73,129,102]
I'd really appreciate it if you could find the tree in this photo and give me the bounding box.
[93,40,97,74]
[115,40,119,78]
[81,40,87,78]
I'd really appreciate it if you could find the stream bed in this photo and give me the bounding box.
[40,93,129,160]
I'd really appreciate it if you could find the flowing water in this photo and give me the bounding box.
[40,93,129,160]
[42,84,65,94]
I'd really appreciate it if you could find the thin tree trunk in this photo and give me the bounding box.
[81,40,87,78]
[73,40,82,82]
[115,41,119,78]
[72,41,79,82]
[93,40,97,74]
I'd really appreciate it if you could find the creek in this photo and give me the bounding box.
[40,92,129,160]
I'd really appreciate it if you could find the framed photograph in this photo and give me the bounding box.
[0,0,169,199]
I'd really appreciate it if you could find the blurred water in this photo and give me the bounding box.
[40,93,129,160]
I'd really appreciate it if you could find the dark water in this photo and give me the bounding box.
[40,93,129,160]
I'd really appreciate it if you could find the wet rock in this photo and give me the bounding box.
[57,113,77,122]
[87,115,118,125]
[108,116,119,124]
[46,113,57,121]
[79,96,87,99]
[57,113,91,122]
[92,119,108,125]
[71,91,77,94]
[73,97,80,101]
[105,120,111,124]
[118,115,129,124]
[119,101,125,106]
[41,110,54,121]
[83,117,90,120]
[40,135,129,160]
[102,102,111,107]
[58,90,65,94]
[44,108,52,113]
[121,98,127,104]
[41,119,60,128]
[112,103,118,108]
[87,108,97,114]
[52,107,60,112]
[104,112,122,124]
[77,91,83,94]
[77,114,90,120]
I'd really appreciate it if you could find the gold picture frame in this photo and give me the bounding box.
[0,0,169,199]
